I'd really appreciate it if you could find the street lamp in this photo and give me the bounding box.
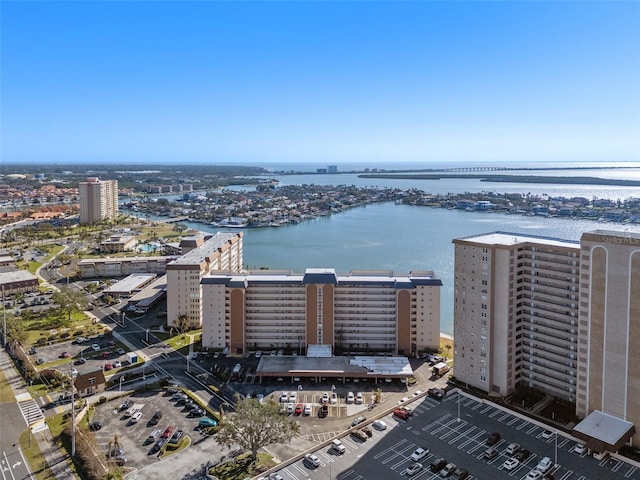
[119,376,124,392]
[68,361,76,457]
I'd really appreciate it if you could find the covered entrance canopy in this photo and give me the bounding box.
[573,410,636,453]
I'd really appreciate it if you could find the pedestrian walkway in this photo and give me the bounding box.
[0,347,77,479]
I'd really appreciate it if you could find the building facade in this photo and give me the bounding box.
[166,232,243,329]
[577,230,640,446]
[78,177,118,224]
[201,268,441,356]
[453,232,580,401]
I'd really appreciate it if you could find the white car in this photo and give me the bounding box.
[130,411,142,423]
[347,392,354,403]
[502,458,519,471]
[279,392,288,403]
[403,462,423,476]
[574,443,587,454]
[303,403,312,415]
[541,430,554,439]
[373,419,388,430]
[286,403,295,414]
[536,456,552,473]
[355,392,363,404]
[303,454,321,468]
[330,392,337,405]
[410,447,428,462]
[113,360,122,368]
[321,392,329,404]
[288,392,297,403]
[525,470,543,480]
[505,442,520,455]
[91,343,100,351]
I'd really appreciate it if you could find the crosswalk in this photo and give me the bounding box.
[15,392,47,432]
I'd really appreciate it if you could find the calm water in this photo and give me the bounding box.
[185,203,640,336]
[134,163,640,336]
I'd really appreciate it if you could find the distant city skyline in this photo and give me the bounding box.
[1,1,639,165]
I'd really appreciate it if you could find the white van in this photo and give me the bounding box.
[147,429,161,443]
[330,439,346,454]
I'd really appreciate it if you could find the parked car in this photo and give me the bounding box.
[525,471,543,480]
[410,447,428,462]
[188,408,205,417]
[198,417,217,428]
[113,360,122,368]
[486,431,501,445]
[303,454,321,468]
[452,467,469,480]
[361,426,373,437]
[147,429,161,443]
[430,457,447,473]
[440,462,457,477]
[130,411,143,423]
[347,392,355,403]
[89,421,103,431]
[351,429,368,442]
[484,447,498,459]
[355,392,363,404]
[151,438,166,453]
[115,348,125,355]
[536,456,552,473]
[514,449,531,461]
[161,426,174,438]
[295,403,304,415]
[373,419,388,430]
[148,411,163,425]
[541,430,554,440]
[91,343,100,351]
[502,458,519,471]
[393,407,413,420]
[403,462,423,476]
[574,443,587,455]
[59,352,70,358]
[75,357,87,365]
[351,416,366,427]
[330,439,346,454]
[169,429,184,444]
[505,442,520,455]
[304,403,312,415]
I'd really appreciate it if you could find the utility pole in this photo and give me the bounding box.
[69,361,76,456]
[2,285,6,346]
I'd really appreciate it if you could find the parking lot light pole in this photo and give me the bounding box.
[457,390,461,421]
[555,431,558,466]
[119,376,124,392]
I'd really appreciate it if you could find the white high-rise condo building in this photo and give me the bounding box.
[78,177,118,224]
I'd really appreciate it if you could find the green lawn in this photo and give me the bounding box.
[0,369,15,403]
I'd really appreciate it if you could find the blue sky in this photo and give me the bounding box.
[1,1,639,165]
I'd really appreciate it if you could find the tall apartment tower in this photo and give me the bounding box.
[78,177,118,224]
[577,230,640,446]
[452,232,580,401]
[165,232,243,329]
[201,268,441,356]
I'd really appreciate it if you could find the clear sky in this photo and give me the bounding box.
[1,1,639,166]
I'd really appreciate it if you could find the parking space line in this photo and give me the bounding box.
[438,420,469,440]
[526,425,539,435]
[422,414,452,432]
[289,463,310,477]
[496,413,510,422]
[488,409,501,419]
[471,402,485,411]
[448,425,476,444]
[373,439,407,459]
[516,421,529,430]
[507,417,520,426]
[479,405,494,414]
[612,459,624,472]
[379,443,415,465]
[463,431,487,453]
[559,470,573,480]
[625,466,637,478]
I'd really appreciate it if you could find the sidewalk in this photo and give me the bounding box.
[0,347,77,480]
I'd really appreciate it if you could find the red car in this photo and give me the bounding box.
[295,403,303,415]
[104,363,113,370]
[161,426,174,438]
[59,352,70,358]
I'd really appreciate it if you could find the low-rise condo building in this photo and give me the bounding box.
[201,268,441,356]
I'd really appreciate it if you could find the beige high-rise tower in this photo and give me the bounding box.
[78,177,118,224]
[577,230,640,446]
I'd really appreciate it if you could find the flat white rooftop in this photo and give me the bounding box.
[255,355,414,378]
[455,231,579,248]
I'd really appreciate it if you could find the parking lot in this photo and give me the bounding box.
[268,391,640,480]
[89,387,216,469]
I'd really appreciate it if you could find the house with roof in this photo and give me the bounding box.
[73,369,106,397]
